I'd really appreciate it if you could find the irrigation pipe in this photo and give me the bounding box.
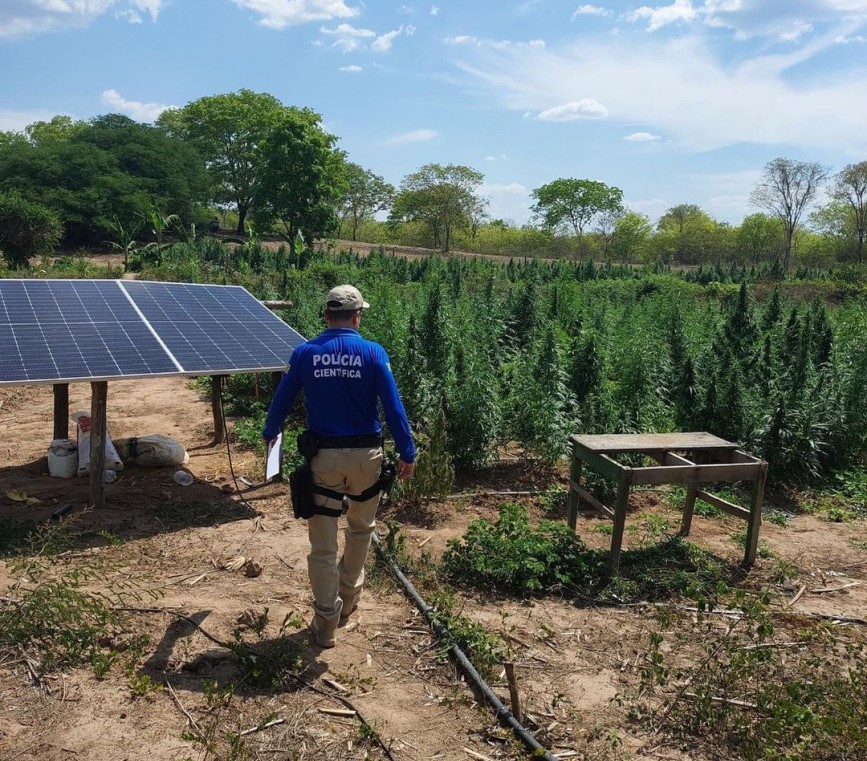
[371,532,559,761]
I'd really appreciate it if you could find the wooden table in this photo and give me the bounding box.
[567,432,768,571]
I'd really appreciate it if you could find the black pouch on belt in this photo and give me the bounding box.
[288,461,317,520]
[296,430,319,460]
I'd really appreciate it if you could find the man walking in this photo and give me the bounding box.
[263,285,415,648]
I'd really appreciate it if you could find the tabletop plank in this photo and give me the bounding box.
[570,432,737,453]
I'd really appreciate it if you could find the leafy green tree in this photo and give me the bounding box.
[0,113,207,245]
[336,162,394,241]
[750,157,829,271]
[831,161,867,263]
[737,213,785,265]
[654,204,720,265]
[0,191,62,267]
[611,211,652,264]
[390,163,486,252]
[25,115,85,146]
[159,90,314,233]
[530,178,623,246]
[252,112,342,256]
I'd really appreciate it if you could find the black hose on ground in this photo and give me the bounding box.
[371,532,559,761]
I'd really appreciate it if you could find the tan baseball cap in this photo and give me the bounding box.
[325,284,370,311]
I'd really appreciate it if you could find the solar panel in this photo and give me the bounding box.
[0,279,305,385]
[121,281,305,374]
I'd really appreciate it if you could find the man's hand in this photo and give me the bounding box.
[397,459,414,480]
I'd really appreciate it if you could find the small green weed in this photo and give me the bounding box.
[766,510,792,527]
[128,672,163,699]
[731,528,774,558]
[426,590,508,679]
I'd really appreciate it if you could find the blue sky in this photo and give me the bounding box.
[1,0,866,226]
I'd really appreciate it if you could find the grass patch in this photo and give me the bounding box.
[637,592,867,761]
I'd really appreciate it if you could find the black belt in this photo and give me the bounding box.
[316,434,383,449]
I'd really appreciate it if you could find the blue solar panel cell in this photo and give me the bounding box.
[0,279,305,385]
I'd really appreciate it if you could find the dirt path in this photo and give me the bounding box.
[0,376,865,760]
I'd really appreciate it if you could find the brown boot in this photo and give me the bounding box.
[310,614,338,648]
[338,588,361,626]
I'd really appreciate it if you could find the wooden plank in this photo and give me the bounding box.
[572,483,615,519]
[262,300,294,310]
[570,440,624,481]
[696,490,750,520]
[732,449,764,464]
[663,451,696,467]
[567,451,583,530]
[743,463,768,568]
[680,482,698,536]
[53,383,69,440]
[629,461,762,486]
[609,470,632,573]
[211,375,226,445]
[570,432,736,453]
[89,381,107,510]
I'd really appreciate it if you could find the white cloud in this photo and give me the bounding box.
[101,89,172,122]
[372,24,414,52]
[430,4,439,15]
[339,64,363,71]
[624,131,661,141]
[626,0,698,32]
[0,0,162,38]
[572,4,611,20]
[536,99,608,120]
[444,35,545,48]
[482,181,532,223]
[778,22,813,42]
[319,22,375,51]
[0,108,59,133]
[231,0,358,30]
[450,31,867,153]
[385,128,439,144]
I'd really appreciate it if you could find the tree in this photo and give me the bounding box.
[158,90,310,233]
[737,213,785,265]
[390,163,486,252]
[530,179,623,245]
[336,162,394,241]
[0,113,208,245]
[654,204,720,264]
[832,161,867,263]
[750,157,829,271]
[25,115,84,146]
[611,211,652,264]
[252,112,342,256]
[0,191,62,267]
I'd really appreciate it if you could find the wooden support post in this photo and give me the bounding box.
[89,381,108,510]
[53,383,69,440]
[743,464,768,567]
[567,445,583,531]
[680,482,698,536]
[609,469,632,573]
[504,662,521,722]
[271,371,283,394]
[211,375,226,444]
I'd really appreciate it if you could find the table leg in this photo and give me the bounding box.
[743,465,768,567]
[568,455,583,531]
[680,482,698,536]
[610,470,632,573]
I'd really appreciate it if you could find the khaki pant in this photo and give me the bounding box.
[307,446,383,624]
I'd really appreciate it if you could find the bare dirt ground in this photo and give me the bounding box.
[1,377,865,761]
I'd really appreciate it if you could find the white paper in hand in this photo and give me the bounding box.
[266,433,283,481]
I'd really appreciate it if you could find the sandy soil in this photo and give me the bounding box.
[0,377,865,761]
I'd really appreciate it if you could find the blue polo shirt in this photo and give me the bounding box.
[262,328,415,463]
